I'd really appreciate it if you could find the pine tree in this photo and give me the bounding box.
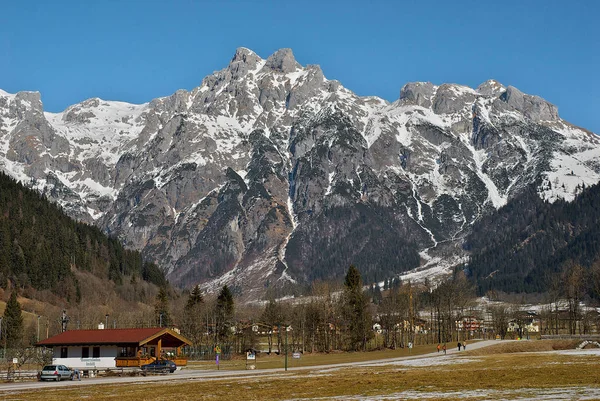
[373,285,383,305]
[185,285,204,310]
[154,287,171,327]
[216,285,234,343]
[261,298,282,353]
[3,291,24,349]
[341,265,372,351]
[181,285,205,347]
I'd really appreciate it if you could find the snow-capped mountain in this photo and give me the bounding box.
[1,48,599,299]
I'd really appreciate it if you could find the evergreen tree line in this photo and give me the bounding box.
[0,172,166,301]
[170,265,480,357]
[170,267,375,355]
[162,284,237,358]
[465,182,600,297]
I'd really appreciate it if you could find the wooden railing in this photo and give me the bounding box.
[115,356,155,368]
[115,356,188,367]
[167,356,188,366]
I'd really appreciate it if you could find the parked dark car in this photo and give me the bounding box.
[40,365,73,381]
[141,359,177,374]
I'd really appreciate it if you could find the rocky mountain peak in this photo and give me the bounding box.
[225,47,263,79]
[264,48,301,73]
[230,47,261,64]
[501,85,559,122]
[431,84,477,115]
[477,79,506,96]
[398,82,436,107]
[1,90,45,120]
[15,91,42,106]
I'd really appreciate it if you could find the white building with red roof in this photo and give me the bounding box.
[37,327,191,372]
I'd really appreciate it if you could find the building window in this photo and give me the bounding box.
[82,347,89,358]
[150,347,155,357]
[93,347,100,358]
[120,347,128,357]
[61,347,68,358]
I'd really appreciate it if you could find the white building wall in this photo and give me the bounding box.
[52,345,118,370]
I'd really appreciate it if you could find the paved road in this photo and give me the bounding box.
[0,340,507,393]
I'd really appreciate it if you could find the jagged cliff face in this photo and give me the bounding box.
[1,48,599,299]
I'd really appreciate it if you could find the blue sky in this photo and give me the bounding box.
[1,0,598,132]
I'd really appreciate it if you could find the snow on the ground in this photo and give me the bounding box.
[465,141,507,208]
[537,122,600,202]
[45,100,148,167]
[540,150,600,202]
[284,387,600,401]
[364,356,479,367]
[396,252,466,285]
[550,348,600,356]
[286,195,297,229]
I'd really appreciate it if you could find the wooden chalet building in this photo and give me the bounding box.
[37,327,191,371]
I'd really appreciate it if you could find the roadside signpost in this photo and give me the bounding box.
[246,350,256,370]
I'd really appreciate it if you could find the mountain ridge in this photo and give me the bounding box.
[1,47,599,299]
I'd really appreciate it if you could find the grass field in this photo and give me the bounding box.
[188,341,439,371]
[3,341,600,400]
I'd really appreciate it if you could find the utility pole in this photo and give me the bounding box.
[37,316,40,342]
[61,310,70,332]
[409,285,414,345]
[285,325,288,371]
[0,317,5,360]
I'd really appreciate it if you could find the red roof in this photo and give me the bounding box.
[37,328,167,346]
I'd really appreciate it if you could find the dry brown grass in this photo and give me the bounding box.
[5,344,600,401]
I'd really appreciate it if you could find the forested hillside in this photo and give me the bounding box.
[465,183,600,296]
[0,172,165,302]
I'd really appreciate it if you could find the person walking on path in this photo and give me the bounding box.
[463,340,467,350]
[442,343,447,355]
[458,342,462,351]
[437,344,440,353]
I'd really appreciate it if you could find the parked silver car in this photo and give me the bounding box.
[40,365,73,381]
